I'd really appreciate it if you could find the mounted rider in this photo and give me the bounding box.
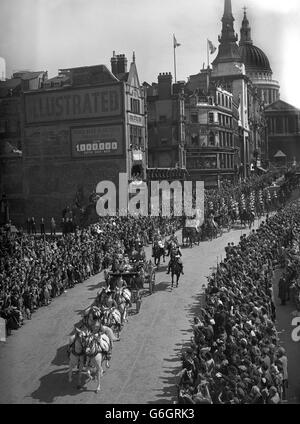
[166,243,184,275]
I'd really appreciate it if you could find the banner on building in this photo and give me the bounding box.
[71,124,123,157]
[25,85,122,123]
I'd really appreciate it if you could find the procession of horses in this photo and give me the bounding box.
[65,175,291,393]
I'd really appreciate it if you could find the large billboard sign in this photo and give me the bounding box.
[25,85,122,124]
[71,124,123,157]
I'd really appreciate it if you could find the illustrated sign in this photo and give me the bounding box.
[25,85,122,123]
[71,125,123,157]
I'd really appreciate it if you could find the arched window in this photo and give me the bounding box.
[209,131,215,146]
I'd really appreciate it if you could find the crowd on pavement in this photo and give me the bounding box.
[0,216,180,334]
[177,200,300,404]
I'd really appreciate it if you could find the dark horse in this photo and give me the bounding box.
[170,259,182,288]
[152,241,166,267]
[182,227,201,247]
[240,209,255,229]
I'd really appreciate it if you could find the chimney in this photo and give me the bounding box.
[111,51,118,76]
[116,54,128,74]
[157,72,173,100]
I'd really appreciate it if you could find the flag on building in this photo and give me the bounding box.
[173,34,181,48]
[207,39,217,54]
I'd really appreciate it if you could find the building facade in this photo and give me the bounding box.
[265,100,300,166]
[20,54,147,225]
[0,71,47,224]
[146,73,186,170]
[184,70,240,188]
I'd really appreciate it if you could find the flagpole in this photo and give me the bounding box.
[207,39,210,69]
[173,35,177,83]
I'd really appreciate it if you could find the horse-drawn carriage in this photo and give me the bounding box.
[106,259,156,297]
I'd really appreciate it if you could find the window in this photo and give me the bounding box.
[208,97,213,105]
[209,131,215,146]
[191,134,199,145]
[225,96,228,108]
[191,114,198,123]
[159,115,167,122]
[208,112,214,123]
[130,125,142,147]
[130,98,140,114]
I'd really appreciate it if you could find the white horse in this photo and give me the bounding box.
[101,306,122,339]
[85,332,111,393]
[68,328,89,389]
[115,287,132,324]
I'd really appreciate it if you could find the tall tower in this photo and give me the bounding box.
[239,7,252,45]
[211,0,251,179]
[212,0,242,67]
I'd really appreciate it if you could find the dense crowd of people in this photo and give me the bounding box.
[177,200,300,404]
[1,170,298,336]
[0,216,180,333]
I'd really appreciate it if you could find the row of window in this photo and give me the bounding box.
[219,131,234,148]
[187,153,234,170]
[217,92,232,109]
[189,130,233,148]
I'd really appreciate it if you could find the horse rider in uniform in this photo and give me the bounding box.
[166,244,184,275]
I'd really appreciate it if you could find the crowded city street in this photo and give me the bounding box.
[0,218,266,403]
[1,201,300,404]
[1,0,300,410]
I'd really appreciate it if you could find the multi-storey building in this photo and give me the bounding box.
[184,69,240,187]
[146,73,186,170]
[0,71,47,224]
[17,53,147,225]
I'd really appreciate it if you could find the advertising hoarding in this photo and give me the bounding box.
[25,85,122,123]
[71,124,123,157]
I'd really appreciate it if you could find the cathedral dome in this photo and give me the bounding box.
[238,9,272,75]
[238,43,272,73]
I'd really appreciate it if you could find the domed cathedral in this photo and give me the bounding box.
[238,7,280,106]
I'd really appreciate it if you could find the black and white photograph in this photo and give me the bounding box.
[1,0,300,408]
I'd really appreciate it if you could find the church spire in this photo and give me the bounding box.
[239,7,253,45]
[212,0,242,66]
[220,0,238,44]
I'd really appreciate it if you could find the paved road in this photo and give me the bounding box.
[0,218,280,404]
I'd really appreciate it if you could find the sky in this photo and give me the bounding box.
[1,0,300,107]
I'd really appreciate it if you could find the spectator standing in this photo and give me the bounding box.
[40,218,45,235]
[31,217,36,235]
[50,217,56,236]
[26,217,31,234]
